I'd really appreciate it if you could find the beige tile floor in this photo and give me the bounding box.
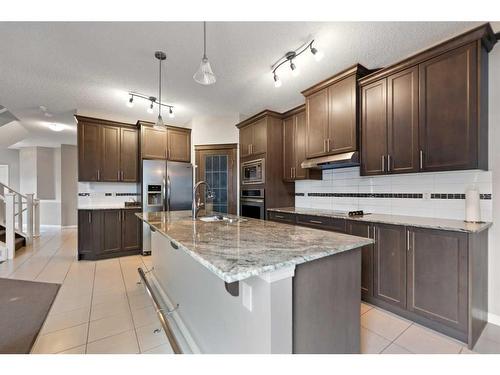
[2,227,500,354]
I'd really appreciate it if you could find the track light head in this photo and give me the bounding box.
[147,101,154,114]
[273,72,282,88]
[290,61,300,77]
[168,107,175,118]
[127,96,134,108]
[310,44,324,62]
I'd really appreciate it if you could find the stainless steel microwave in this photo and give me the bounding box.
[241,159,265,185]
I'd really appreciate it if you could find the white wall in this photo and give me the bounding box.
[61,145,78,227]
[0,147,20,191]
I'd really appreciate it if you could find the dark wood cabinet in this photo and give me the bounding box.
[78,208,142,260]
[419,42,481,172]
[78,120,101,182]
[407,227,468,333]
[283,106,321,182]
[100,125,121,182]
[239,118,268,158]
[141,126,167,159]
[167,127,191,162]
[77,210,102,257]
[102,210,122,254]
[303,64,369,160]
[361,79,387,175]
[139,122,191,162]
[346,220,373,298]
[373,224,407,309]
[122,209,142,251]
[360,24,494,175]
[76,116,139,182]
[121,128,139,182]
[387,67,419,174]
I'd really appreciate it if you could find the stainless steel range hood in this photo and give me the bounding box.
[301,151,360,170]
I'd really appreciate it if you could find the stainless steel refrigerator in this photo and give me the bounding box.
[142,159,193,255]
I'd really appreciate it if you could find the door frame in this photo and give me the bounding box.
[194,143,238,215]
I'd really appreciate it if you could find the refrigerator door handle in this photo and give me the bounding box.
[162,176,166,211]
[167,176,171,212]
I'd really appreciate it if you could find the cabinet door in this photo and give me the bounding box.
[122,209,141,251]
[387,67,419,174]
[419,42,478,171]
[328,75,357,154]
[294,111,308,180]
[78,210,102,258]
[361,79,388,175]
[78,122,101,181]
[347,221,373,298]
[167,128,191,162]
[100,125,121,182]
[283,116,295,181]
[142,126,167,159]
[120,128,139,182]
[407,227,468,332]
[101,210,122,254]
[306,88,329,158]
[373,224,407,309]
[239,125,253,158]
[251,118,267,155]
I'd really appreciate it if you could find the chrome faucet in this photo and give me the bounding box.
[192,181,214,219]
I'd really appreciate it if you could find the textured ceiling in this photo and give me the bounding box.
[0,21,492,147]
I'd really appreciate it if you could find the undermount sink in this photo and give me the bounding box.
[198,215,246,224]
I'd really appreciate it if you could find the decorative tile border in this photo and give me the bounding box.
[303,192,492,200]
[78,192,140,197]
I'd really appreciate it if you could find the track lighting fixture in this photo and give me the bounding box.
[270,39,323,87]
[127,95,134,108]
[125,91,175,119]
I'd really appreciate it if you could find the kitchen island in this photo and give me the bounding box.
[136,211,373,354]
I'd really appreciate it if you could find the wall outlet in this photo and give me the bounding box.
[242,282,252,312]
[423,192,431,200]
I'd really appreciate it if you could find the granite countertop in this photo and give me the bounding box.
[268,207,492,233]
[136,211,373,283]
[78,204,142,210]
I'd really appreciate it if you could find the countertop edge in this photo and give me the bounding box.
[267,207,492,233]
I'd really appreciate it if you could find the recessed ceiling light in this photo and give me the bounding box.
[48,123,65,132]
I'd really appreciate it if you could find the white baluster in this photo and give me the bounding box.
[34,198,40,238]
[5,193,16,260]
[26,193,34,245]
[17,193,23,233]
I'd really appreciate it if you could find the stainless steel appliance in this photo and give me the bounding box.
[142,160,193,255]
[240,188,265,219]
[241,158,265,185]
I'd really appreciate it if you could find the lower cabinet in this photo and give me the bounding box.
[346,221,373,298]
[373,224,407,309]
[78,208,141,260]
[407,227,468,333]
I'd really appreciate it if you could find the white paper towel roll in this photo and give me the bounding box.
[465,188,481,222]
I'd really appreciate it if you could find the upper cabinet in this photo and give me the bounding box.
[138,121,191,162]
[282,106,321,181]
[302,64,371,159]
[76,116,139,182]
[238,117,268,158]
[359,24,496,175]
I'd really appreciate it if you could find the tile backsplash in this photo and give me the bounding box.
[77,182,140,207]
[295,167,493,221]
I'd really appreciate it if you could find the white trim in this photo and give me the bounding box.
[148,272,201,354]
[62,225,77,229]
[258,266,295,283]
[488,312,500,326]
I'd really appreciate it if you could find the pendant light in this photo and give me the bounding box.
[154,51,167,130]
[193,22,216,85]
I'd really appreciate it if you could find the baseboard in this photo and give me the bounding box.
[488,312,500,326]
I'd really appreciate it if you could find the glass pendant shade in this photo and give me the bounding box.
[154,114,164,130]
[193,57,216,85]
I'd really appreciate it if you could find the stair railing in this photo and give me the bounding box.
[0,182,39,261]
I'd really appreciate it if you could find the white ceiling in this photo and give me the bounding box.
[0,21,492,148]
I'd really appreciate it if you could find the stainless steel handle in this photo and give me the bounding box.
[275,215,285,219]
[118,170,120,180]
[118,211,121,222]
[293,167,296,179]
[97,169,100,181]
[309,220,324,224]
[162,177,166,211]
[88,212,91,223]
[407,229,410,251]
[327,138,331,151]
[324,139,327,153]
[387,155,391,172]
[121,170,124,180]
[381,155,385,172]
[167,176,171,211]
[419,150,423,169]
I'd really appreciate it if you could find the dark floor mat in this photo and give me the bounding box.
[0,278,60,354]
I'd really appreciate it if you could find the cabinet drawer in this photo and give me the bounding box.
[296,214,346,233]
[268,211,296,224]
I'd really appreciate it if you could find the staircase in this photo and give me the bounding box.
[0,182,39,262]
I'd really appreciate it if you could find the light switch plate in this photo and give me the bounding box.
[242,282,252,312]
